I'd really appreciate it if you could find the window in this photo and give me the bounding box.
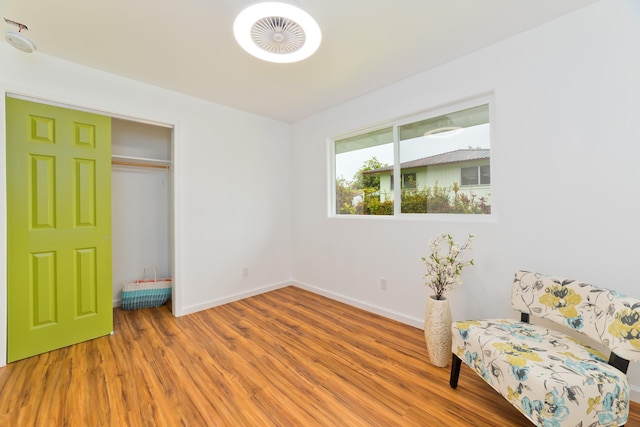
[390,173,417,190]
[403,173,417,189]
[461,165,490,186]
[461,167,479,185]
[480,165,490,185]
[332,100,491,216]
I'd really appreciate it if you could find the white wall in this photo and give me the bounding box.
[290,0,640,398]
[0,42,293,365]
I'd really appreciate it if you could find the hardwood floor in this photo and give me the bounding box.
[0,286,638,426]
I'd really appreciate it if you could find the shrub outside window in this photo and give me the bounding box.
[333,101,491,216]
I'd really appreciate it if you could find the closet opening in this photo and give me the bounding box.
[111,118,173,309]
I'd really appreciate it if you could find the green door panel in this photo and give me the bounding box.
[6,97,113,362]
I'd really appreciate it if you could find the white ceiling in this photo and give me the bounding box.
[2,0,600,123]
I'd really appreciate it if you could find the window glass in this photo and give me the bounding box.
[461,167,479,185]
[398,104,491,214]
[403,173,417,189]
[334,127,393,215]
[480,165,490,185]
[332,101,491,216]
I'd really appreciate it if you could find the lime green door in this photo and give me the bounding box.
[6,97,113,362]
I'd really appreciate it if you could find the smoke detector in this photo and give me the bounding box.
[5,31,36,53]
[4,18,36,53]
[234,2,321,63]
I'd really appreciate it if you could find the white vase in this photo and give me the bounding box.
[424,295,453,367]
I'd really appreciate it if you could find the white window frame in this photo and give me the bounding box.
[329,94,496,221]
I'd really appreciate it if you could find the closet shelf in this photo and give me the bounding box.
[111,155,171,169]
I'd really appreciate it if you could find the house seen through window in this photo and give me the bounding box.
[333,102,491,216]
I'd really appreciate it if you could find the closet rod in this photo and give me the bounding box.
[111,160,171,169]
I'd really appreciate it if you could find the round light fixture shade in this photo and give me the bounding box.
[234,2,321,63]
[5,31,36,53]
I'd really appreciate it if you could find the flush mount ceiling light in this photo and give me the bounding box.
[233,2,321,63]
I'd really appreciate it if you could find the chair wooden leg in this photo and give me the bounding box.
[450,353,462,389]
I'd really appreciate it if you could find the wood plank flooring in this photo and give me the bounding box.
[0,286,638,426]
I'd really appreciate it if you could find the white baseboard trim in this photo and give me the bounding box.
[178,281,292,316]
[292,280,424,329]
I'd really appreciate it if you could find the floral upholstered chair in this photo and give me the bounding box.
[450,270,640,427]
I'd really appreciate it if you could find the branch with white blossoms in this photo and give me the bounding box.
[421,234,474,300]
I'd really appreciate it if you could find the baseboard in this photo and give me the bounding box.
[292,280,424,329]
[114,281,422,327]
[178,281,292,316]
[113,282,292,313]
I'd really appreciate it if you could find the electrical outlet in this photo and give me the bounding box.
[380,278,388,290]
[242,266,249,278]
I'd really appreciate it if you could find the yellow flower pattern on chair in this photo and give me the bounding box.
[493,342,543,367]
[538,285,582,319]
[608,305,640,350]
